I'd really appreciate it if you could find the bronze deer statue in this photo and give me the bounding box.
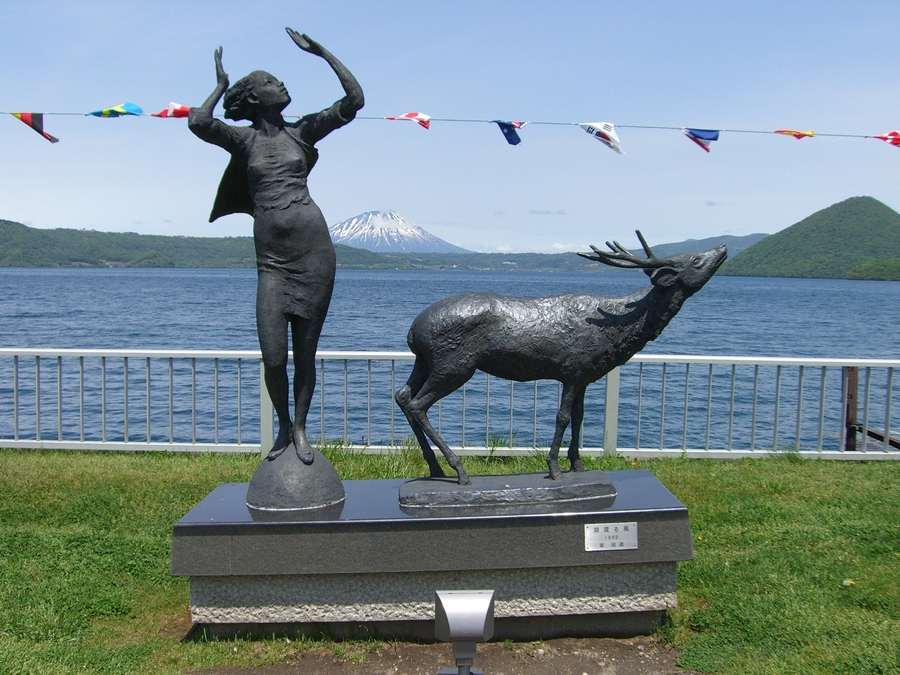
[394,231,727,485]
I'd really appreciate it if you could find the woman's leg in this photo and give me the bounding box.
[289,314,325,464]
[257,276,292,458]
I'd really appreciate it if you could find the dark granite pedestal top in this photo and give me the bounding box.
[171,471,693,576]
[176,470,681,529]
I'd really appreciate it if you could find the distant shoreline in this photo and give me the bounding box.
[1,265,897,282]
[0,220,771,273]
[4,218,896,279]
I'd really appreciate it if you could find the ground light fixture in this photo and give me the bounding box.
[434,590,495,675]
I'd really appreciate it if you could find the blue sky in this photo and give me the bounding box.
[1,1,898,252]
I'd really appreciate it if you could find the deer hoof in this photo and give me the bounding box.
[547,461,561,480]
[428,466,447,478]
[571,459,585,472]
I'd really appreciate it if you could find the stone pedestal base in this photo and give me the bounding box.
[190,562,674,639]
[172,470,692,640]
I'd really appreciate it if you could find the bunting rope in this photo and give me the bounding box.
[364,116,869,138]
[2,104,897,150]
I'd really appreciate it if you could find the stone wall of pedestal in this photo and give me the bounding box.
[171,470,693,639]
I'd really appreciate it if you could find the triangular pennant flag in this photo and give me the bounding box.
[152,102,190,118]
[774,129,815,139]
[873,130,900,147]
[683,128,719,152]
[87,102,143,118]
[385,111,431,129]
[492,120,524,145]
[579,122,623,154]
[11,112,58,143]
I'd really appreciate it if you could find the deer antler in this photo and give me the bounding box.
[578,230,664,269]
[636,230,655,258]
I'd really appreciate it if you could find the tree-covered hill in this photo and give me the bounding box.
[334,245,603,271]
[0,220,256,268]
[336,233,766,271]
[720,196,900,279]
[642,233,768,259]
[0,220,767,272]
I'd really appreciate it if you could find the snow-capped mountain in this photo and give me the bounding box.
[329,210,470,253]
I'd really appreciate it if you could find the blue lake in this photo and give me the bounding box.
[0,267,898,358]
[1,268,898,451]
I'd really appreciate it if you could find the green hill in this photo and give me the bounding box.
[644,233,767,259]
[845,258,900,281]
[350,232,768,272]
[0,220,256,268]
[335,246,604,271]
[720,196,900,279]
[0,220,764,271]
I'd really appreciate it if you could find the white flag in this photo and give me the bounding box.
[579,122,624,154]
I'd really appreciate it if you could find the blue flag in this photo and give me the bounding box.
[87,102,143,118]
[492,120,523,146]
[683,128,719,152]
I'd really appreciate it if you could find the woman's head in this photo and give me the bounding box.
[224,71,291,121]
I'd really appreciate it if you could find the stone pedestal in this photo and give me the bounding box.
[171,470,693,640]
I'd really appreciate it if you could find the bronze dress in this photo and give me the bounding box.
[190,102,353,332]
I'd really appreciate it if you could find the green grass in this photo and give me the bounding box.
[0,449,898,674]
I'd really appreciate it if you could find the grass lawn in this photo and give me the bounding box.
[0,448,898,674]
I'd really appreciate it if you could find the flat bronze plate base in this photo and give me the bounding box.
[399,470,616,510]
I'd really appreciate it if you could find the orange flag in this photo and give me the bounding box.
[774,129,815,139]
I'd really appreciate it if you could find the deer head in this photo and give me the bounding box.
[578,230,727,293]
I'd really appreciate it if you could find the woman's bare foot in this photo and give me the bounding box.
[294,427,315,465]
[266,425,293,461]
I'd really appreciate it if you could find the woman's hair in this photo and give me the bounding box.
[223,71,264,121]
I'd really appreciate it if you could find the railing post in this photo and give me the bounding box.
[844,366,860,452]
[259,358,274,457]
[603,367,620,456]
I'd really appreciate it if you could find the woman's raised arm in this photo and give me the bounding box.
[286,29,364,119]
[188,47,235,148]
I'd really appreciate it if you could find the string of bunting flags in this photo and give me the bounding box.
[3,102,899,152]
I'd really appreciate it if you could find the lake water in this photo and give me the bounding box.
[1,267,899,357]
[1,268,898,451]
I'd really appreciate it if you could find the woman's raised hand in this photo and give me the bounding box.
[286,28,324,56]
[214,46,229,88]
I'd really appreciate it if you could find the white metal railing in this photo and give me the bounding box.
[0,349,897,460]
[608,355,898,459]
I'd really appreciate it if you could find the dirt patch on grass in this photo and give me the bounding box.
[189,635,699,675]
[160,609,196,641]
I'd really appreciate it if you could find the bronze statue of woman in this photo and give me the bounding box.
[189,29,363,464]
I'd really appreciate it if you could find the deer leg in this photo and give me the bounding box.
[412,407,470,485]
[547,384,577,480]
[567,387,586,472]
[395,358,445,478]
[402,369,475,486]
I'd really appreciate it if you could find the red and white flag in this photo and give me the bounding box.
[152,102,190,118]
[386,111,431,129]
[873,130,900,147]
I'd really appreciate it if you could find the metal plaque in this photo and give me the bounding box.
[585,522,638,551]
